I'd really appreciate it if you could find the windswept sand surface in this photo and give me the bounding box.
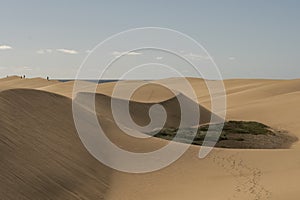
[1,76,300,200]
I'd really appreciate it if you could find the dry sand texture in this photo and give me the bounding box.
[1,76,300,199]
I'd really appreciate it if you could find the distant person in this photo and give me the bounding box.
[47,76,49,81]
[23,75,25,79]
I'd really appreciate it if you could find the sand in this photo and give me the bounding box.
[1,76,300,199]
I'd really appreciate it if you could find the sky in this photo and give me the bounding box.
[0,0,300,79]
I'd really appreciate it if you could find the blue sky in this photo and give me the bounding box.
[0,0,299,79]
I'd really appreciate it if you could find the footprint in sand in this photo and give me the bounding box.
[210,151,271,200]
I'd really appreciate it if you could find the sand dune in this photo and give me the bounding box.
[0,76,59,91]
[1,76,300,199]
[0,89,111,200]
[76,92,218,128]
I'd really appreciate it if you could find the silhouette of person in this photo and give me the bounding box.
[47,76,49,81]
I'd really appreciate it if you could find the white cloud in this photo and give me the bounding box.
[228,57,236,61]
[36,49,53,54]
[36,49,45,54]
[112,51,142,57]
[184,53,210,61]
[57,49,78,54]
[156,56,163,60]
[0,45,12,50]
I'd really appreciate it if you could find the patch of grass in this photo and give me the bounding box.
[224,121,272,135]
[148,121,274,145]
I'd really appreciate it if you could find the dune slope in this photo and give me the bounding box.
[75,92,219,129]
[0,89,111,200]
